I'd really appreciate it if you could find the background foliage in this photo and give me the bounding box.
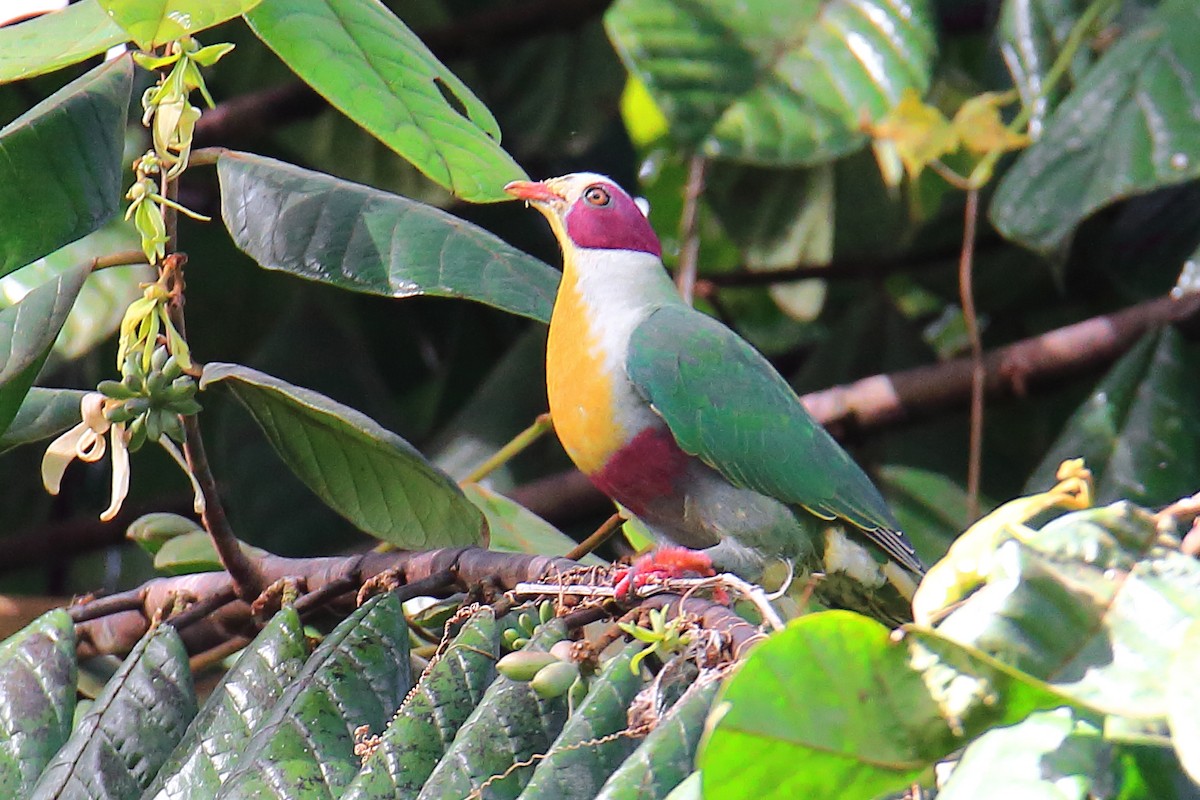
[1,0,1199,797]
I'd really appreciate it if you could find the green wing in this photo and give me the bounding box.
[627,305,923,574]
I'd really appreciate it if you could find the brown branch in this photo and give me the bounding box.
[803,292,1200,436]
[193,0,612,149]
[674,154,707,304]
[72,547,578,659]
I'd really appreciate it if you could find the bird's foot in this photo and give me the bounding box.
[612,547,727,603]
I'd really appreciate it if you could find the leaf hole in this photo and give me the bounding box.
[434,77,470,121]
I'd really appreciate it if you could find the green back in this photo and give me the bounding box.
[626,305,923,573]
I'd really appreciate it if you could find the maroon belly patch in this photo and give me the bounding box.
[588,426,689,516]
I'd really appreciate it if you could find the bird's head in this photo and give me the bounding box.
[505,173,661,258]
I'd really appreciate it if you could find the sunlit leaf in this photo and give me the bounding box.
[201,362,486,549]
[96,0,261,48]
[217,151,558,322]
[606,0,937,164]
[244,0,525,201]
[1168,620,1200,784]
[0,1,128,84]
[463,482,603,564]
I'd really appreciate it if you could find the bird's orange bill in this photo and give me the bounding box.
[504,180,560,203]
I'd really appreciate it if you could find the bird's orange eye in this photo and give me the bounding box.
[583,186,611,207]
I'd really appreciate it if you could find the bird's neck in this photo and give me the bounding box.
[545,244,677,474]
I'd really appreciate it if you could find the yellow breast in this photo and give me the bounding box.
[546,262,625,475]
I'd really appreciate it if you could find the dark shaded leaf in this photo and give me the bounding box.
[201,362,485,549]
[417,620,568,800]
[216,152,558,322]
[0,387,88,454]
[991,0,1200,254]
[605,0,937,164]
[879,466,976,568]
[1025,328,1200,507]
[597,676,718,800]
[142,608,310,800]
[344,608,499,800]
[243,0,524,201]
[520,643,645,800]
[0,264,91,438]
[0,611,76,797]
[95,0,260,48]
[216,593,411,800]
[1112,743,1200,800]
[30,624,197,800]
[0,57,132,275]
[0,1,127,84]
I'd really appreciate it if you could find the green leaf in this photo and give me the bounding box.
[521,643,645,800]
[218,593,411,800]
[201,362,485,549]
[1168,619,1200,785]
[0,1,128,84]
[879,466,976,568]
[153,530,271,575]
[0,56,132,276]
[243,0,525,201]
[605,0,937,164]
[0,221,151,361]
[0,264,91,439]
[934,503,1200,719]
[1025,328,1200,507]
[417,620,568,799]
[991,0,1200,254]
[463,483,603,565]
[216,152,558,323]
[30,624,197,800]
[597,676,718,800]
[938,708,1102,800]
[0,387,88,454]
[143,608,310,800]
[96,0,261,48]
[0,611,76,797]
[1111,743,1200,800]
[343,608,499,800]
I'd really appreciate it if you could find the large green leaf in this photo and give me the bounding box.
[1025,328,1200,507]
[596,677,718,800]
[0,264,91,439]
[243,0,525,202]
[216,152,558,323]
[217,593,411,800]
[1168,620,1200,786]
[520,644,647,800]
[0,56,132,276]
[0,611,76,797]
[96,0,261,48]
[700,611,1068,800]
[143,608,310,799]
[343,609,499,800]
[991,0,1200,254]
[933,503,1200,719]
[605,0,937,164]
[30,624,197,800]
[417,620,568,800]
[201,362,485,549]
[938,708,1103,799]
[0,387,88,454]
[0,1,128,84]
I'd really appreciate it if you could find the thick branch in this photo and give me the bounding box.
[803,292,1200,436]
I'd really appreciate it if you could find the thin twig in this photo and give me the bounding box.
[564,512,623,561]
[462,413,553,484]
[90,250,149,272]
[675,154,708,304]
[959,189,984,521]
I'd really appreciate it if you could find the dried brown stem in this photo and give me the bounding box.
[959,189,984,521]
[675,154,708,304]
